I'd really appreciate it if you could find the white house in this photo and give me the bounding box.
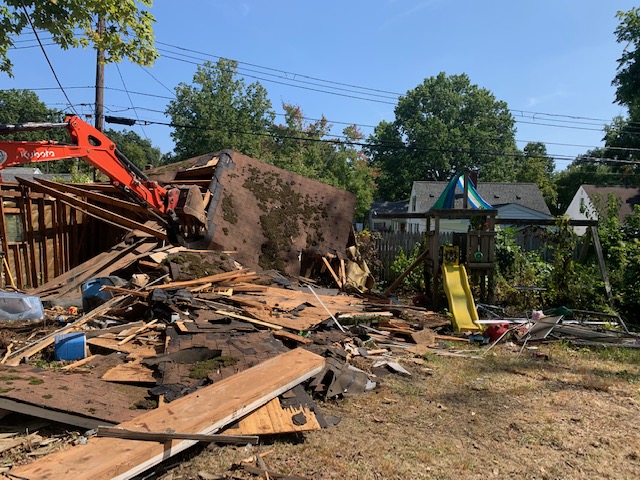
[566,185,640,235]
[368,200,409,232]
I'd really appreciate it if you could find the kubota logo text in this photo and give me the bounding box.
[20,149,55,160]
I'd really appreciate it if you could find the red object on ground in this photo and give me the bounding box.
[484,323,510,342]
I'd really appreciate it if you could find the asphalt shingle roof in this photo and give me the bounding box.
[582,185,640,220]
[412,181,551,215]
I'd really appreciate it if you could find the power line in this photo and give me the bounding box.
[156,41,405,98]
[42,99,640,157]
[139,66,175,96]
[111,114,640,166]
[10,32,633,130]
[115,63,148,140]
[158,53,398,105]
[17,1,78,116]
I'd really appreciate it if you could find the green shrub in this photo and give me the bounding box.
[390,242,425,292]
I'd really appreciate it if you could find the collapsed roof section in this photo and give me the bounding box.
[148,150,357,276]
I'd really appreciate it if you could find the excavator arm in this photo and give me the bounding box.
[0,116,207,243]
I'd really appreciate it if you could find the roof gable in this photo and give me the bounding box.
[411,181,550,215]
[581,185,640,220]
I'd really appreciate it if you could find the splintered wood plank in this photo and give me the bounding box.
[86,337,157,358]
[11,348,325,480]
[101,362,156,384]
[222,397,321,435]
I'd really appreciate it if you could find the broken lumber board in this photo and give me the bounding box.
[435,334,470,343]
[86,337,157,357]
[273,331,313,345]
[35,178,152,216]
[95,426,257,445]
[222,397,321,436]
[0,398,115,430]
[214,310,284,330]
[237,464,308,480]
[118,319,159,346]
[147,269,252,290]
[11,348,325,480]
[61,355,98,371]
[101,362,156,384]
[17,177,168,240]
[321,256,342,288]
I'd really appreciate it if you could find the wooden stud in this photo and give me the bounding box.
[321,256,342,288]
[37,197,49,284]
[22,187,39,287]
[11,348,325,480]
[0,195,10,288]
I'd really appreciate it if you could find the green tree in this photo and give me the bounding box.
[0,88,65,129]
[554,148,638,213]
[591,8,640,170]
[166,59,275,161]
[613,7,640,119]
[367,72,518,200]
[267,104,377,220]
[516,142,558,212]
[105,128,162,169]
[0,89,74,172]
[0,0,157,76]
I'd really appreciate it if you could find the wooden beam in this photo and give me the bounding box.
[0,196,10,288]
[591,225,613,305]
[22,188,39,287]
[0,398,114,430]
[383,247,431,296]
[11,348,325,480]
[36,178,152,216]
[321,256,342,288]
[37,197,49,284]
[214,310,284,330]
[95,426,258,445]
[16,177,168,241]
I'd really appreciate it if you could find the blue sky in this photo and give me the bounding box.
[0,1,637,171]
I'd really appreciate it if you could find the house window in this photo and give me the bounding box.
[411,196,417,212]
[373,222,385,231]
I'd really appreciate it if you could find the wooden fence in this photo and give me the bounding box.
[373,231,422,281]
[373,229,554,283]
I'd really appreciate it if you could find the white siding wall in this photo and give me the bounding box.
[565,186,595,235]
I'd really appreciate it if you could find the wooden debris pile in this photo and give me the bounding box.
[0,239,454,479]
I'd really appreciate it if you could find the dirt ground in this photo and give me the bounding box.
[156,343,640,480]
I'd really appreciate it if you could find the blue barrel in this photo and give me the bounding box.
[54,332,86,361]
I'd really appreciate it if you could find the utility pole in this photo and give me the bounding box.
[94,16,105,132]
[93,16,105,181]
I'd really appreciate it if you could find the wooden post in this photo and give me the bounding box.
[591,225,613,305]
[0,193,10,288]
[22,188,39,287]
[38,197,49,284]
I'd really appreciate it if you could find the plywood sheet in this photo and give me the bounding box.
[11,348,325,480]
[101,362,156,384]
[222,397,321,435]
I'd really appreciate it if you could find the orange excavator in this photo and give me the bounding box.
[0,115,207,244]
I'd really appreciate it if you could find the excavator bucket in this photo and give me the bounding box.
[175,185,208,228]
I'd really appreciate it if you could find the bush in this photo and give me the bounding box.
[390,242,425,292]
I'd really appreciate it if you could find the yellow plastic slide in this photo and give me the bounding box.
[441,263,482,332]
